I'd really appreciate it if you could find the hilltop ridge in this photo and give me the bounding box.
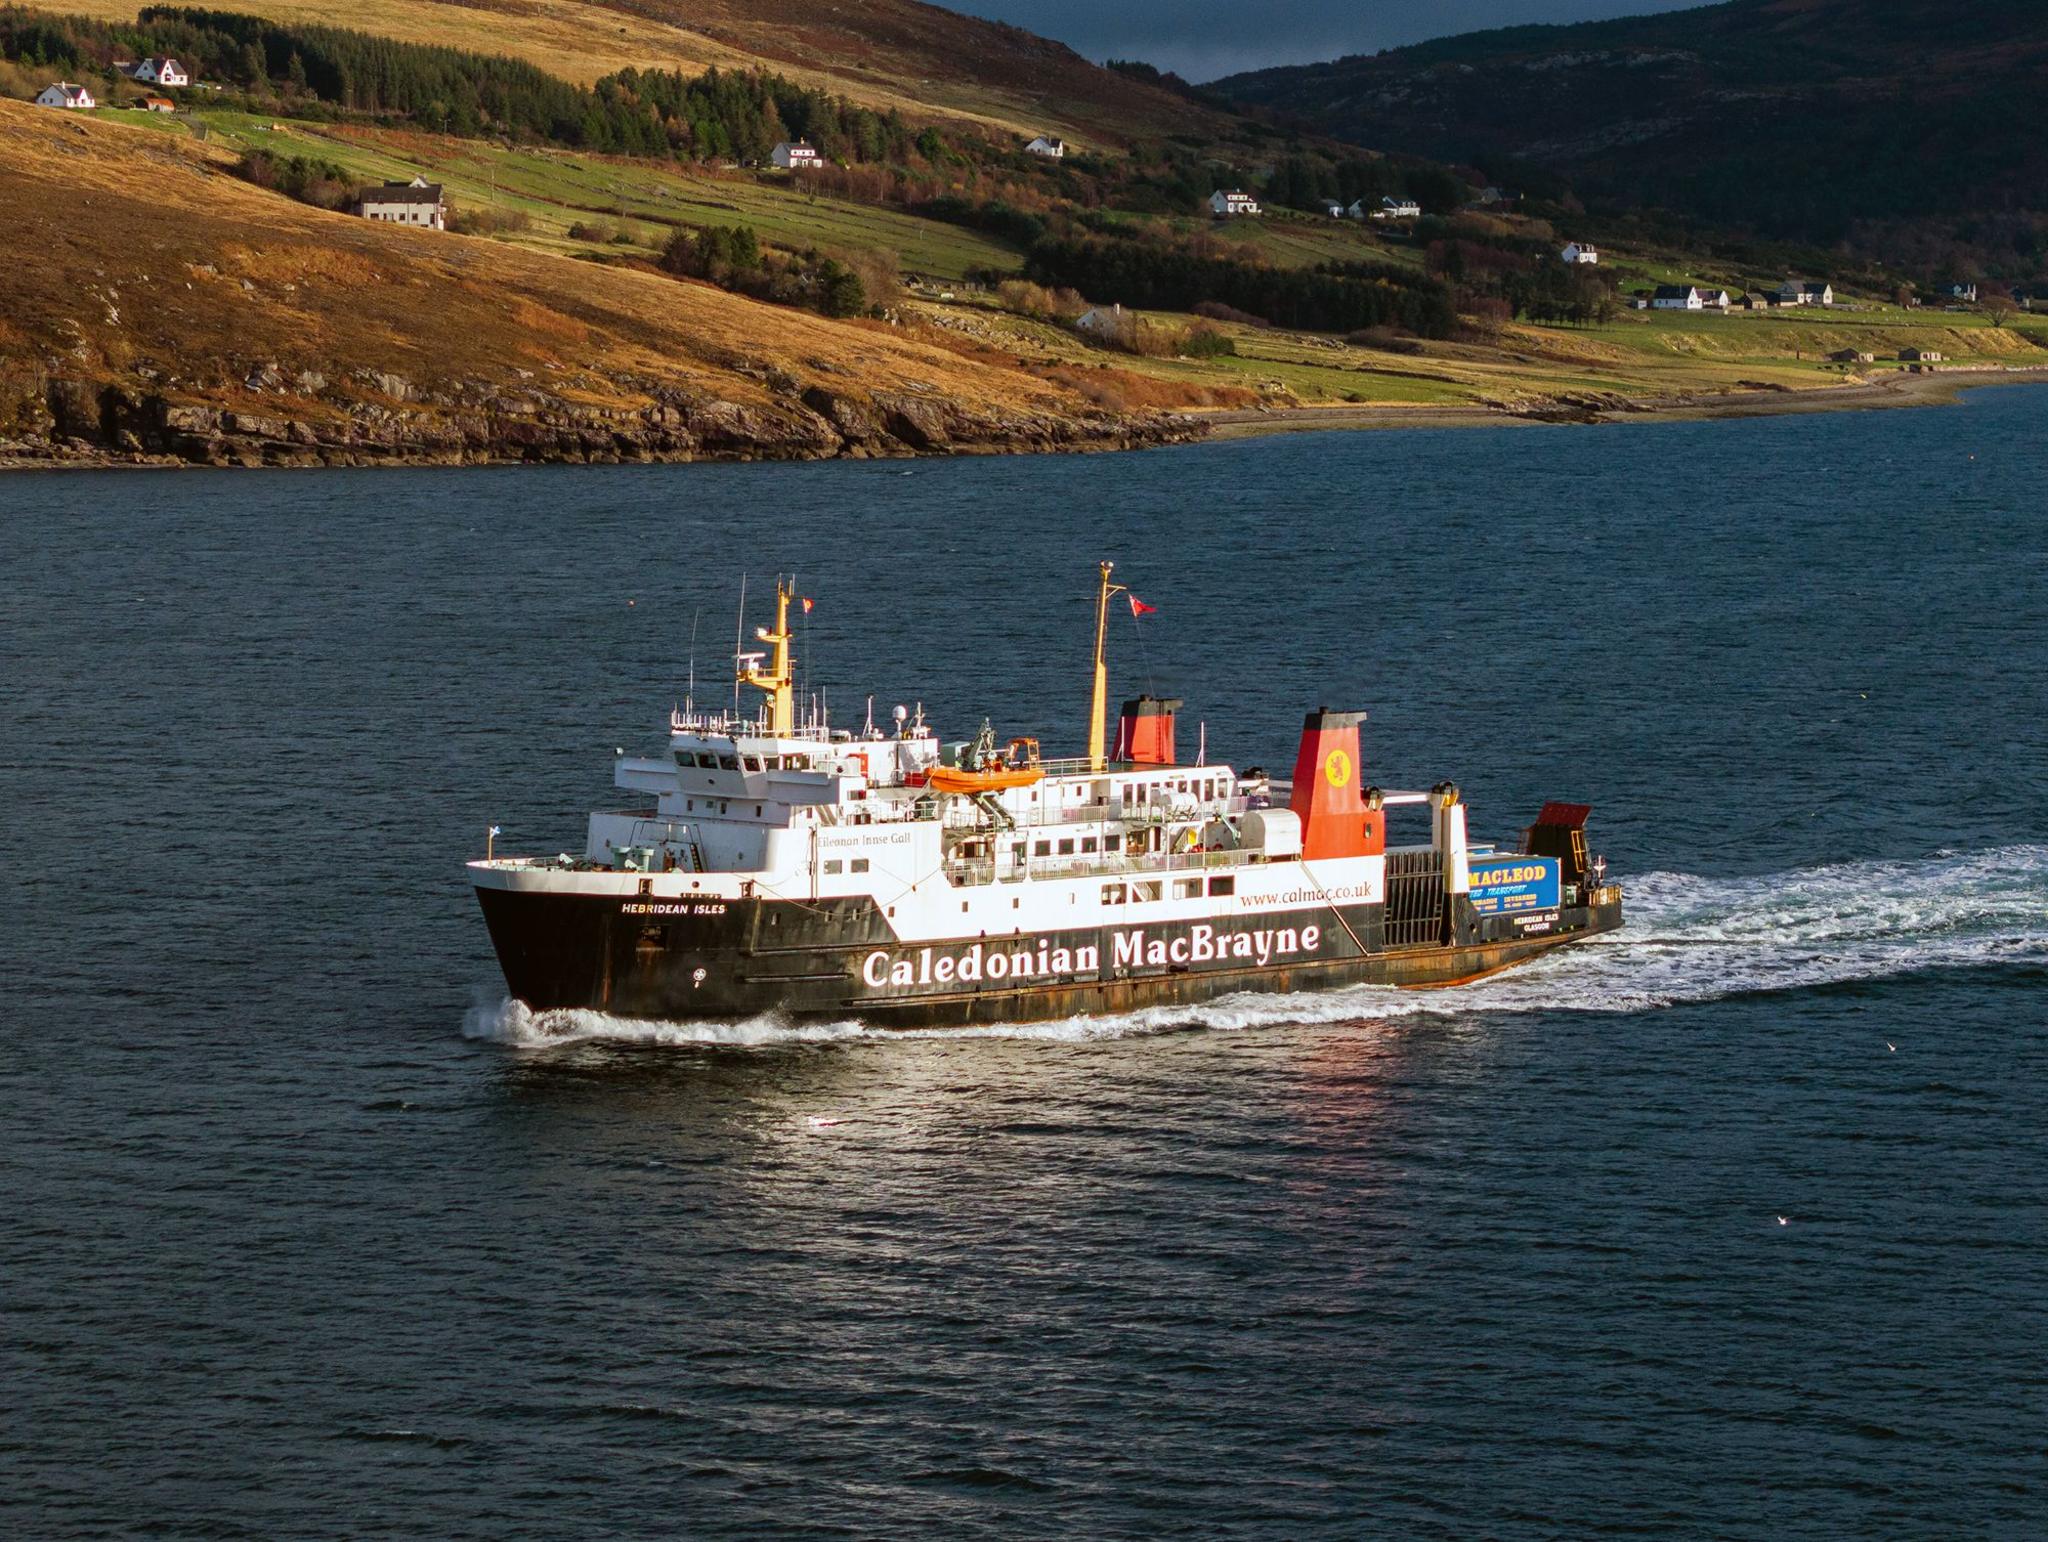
[1211,0,2048,277]
[46,0,1226,145]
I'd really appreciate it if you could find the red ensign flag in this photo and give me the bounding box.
[1128,595,1157,617]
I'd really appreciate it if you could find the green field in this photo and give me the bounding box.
[106,107,1024,279]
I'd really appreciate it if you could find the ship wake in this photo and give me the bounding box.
[462,844,2048,1047]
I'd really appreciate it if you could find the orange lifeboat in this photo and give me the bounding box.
[925,764,1045,795]
[926,730,1043,795]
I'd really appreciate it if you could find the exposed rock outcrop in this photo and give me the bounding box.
[1,370,1205,470]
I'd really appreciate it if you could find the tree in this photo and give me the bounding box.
[1981,282,2015,326]
[814,258,865,317]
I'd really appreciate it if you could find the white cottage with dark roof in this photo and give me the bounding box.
[36,82,96,109]
[353,174,447,231]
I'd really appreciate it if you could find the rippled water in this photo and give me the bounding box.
[6,390,2047,1536]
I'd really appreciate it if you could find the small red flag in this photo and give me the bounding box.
[1128,594,1156,617]
[801,596,815,614]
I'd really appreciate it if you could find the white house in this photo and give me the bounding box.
[36,82,95,109]
[1368,196,1421,220]
[1774,279,1834,307]
[1696,287,1733,310]
[1024,135,1065,159]
[353,174,447,231]
[1561,242,1599,265]
[1320,199,1346,218]
[133,57,189,87]
[1074,303,1130,339]
[1943,281,1977,303]
[1209,189,1261,218]
[1652,284,1704,311]
[771,140,822,170]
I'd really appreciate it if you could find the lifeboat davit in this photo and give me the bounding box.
[924,764,1045,795]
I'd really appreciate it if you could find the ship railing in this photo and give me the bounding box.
[942,844,1269,887]
[945,796,1251,832]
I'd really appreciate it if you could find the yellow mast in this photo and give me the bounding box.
[739,578,796,734]
[1087,560,1126,772]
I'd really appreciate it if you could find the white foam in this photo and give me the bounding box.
[462,845,2048,1047]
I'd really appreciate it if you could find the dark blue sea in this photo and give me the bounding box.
[4,388,2046,1538]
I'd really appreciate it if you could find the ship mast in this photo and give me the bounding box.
[1087,560,1126,772]
[739,578,797,734]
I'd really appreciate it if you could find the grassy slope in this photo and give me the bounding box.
[141,109,1022,279]
[45,0,1222,145]
[917,290,2048,413]
[22,98,2040,438]
[0,98,1131,444]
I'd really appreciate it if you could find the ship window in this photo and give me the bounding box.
[717,755,739,771]
[687,800,694,812]
[1175,878,1202,900]
[637,878,653,896]
[741,756,762,773]
[823,859,843,874]
[1033,840,1051,857]
[1133,881,1162,902]
[1011,843,1025,859]
[1082,837,1097,853]
[1101,884,1125,905]
[1209,876,1235,897]
[850,858,870,874]
[637,924,666,949]
[1058,838,1075,856]
[1105,834,1122,852]
[1012,898,1020,909]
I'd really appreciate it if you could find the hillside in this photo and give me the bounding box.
[1211,0,2048,279]
[0,99,1200,466]
[46,0,1226,146]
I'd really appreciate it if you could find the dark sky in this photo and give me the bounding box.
[947,0,1712,82]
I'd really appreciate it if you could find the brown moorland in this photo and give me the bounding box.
[45,0,1221,145]
[0,100,1202,466]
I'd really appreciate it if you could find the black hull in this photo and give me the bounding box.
[475,885,1623,1029]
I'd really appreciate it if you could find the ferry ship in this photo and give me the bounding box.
[469,566,1622,1028]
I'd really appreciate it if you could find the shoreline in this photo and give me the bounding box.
[1195,366,2048,440]
[5,366,2043,474]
